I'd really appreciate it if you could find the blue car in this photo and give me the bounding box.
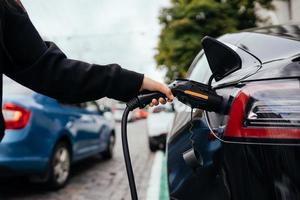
[0,76,116,189]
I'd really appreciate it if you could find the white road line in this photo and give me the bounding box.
[146,151,164,200]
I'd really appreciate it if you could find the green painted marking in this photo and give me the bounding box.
[159,155,169,200]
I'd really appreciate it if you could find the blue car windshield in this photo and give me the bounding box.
[3,76,34,96]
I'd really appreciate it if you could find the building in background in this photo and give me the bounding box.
[257,0,300,25]
[273,0,300,23]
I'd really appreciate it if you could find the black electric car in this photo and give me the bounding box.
[167,23,300,200]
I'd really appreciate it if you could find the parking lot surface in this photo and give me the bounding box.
[0,120,155,200]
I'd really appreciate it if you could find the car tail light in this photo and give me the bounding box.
[2,103,31,129]
[224,80,300,142]
[246,99,300,128]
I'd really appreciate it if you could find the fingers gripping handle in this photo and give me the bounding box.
[137,92,167,108]
[125,92,166,111]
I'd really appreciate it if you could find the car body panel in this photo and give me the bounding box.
[167,112,227,200]
[219,24,300,64]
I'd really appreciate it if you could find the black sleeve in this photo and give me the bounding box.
[1,0,144,103]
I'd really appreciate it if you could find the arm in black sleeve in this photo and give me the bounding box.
[1,0,144,103]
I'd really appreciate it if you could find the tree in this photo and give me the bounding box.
[155,0,273,82]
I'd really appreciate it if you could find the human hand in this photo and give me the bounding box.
[140,76,174,106]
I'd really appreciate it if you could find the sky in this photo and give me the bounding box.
[22,0,170,82]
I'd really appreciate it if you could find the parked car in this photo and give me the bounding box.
[98,104,115,123]
[113,102,135,122]
[0,76,116,189]
[133,108,148,120]
[167,23,300,200]
[147,104,174,152]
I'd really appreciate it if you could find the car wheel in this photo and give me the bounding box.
[149,138,158,152]
[101,133,115,160]
[47,142,71,189]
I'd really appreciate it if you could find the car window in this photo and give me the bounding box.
[3,76,34,96]
[189,54,212,84]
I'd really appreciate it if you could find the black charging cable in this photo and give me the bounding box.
[121,92,166,200]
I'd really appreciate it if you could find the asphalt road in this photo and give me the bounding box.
[0,120,155,200]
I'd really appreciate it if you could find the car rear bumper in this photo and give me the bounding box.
[0,157,48,177]
[0,157,48,176]
[0,131,50,176]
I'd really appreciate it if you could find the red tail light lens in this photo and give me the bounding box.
[2,103,31,129]
[224,80,300,141]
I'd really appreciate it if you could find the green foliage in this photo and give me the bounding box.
[155,0,273,82]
